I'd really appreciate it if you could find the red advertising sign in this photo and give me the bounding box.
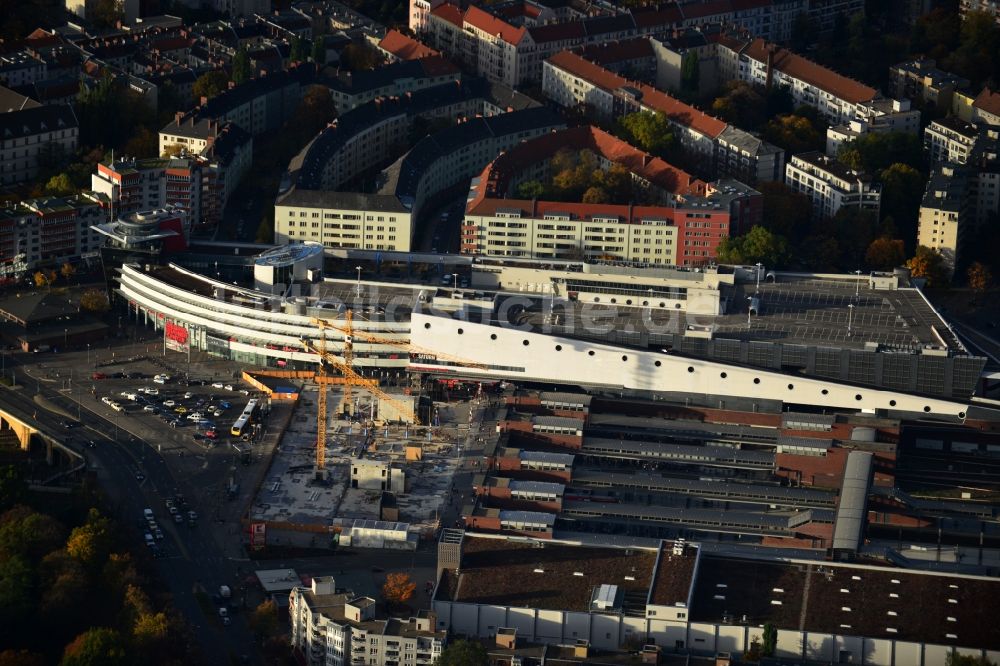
[250,522,266,550]
[165,321,188,345]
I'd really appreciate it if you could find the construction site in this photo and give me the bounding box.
[247,382,464,550]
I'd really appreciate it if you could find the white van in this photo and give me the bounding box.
[143,508,154,520]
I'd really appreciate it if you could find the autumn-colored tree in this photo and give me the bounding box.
[121,126,158,159]
[60,627,128,666]
[79,288,110,313]
[38,551,89,623]
[382,572,416,604]
[967,261,993,302]
[249,599,279,638]
[906,245,948,287]
[515,180,545,199]
[192,70,229,101]
[132,611,170,650]
[33,271,48,289]
[161,143,186,158]
[60,262,75,281]
[865,237,905,271]
[0,506,66,560]
[65,508,113,570]
[582,186,608,203]
[711,81,766,130]
[764,114,822,154]
[45,173,76,196]
[0,650,46,666]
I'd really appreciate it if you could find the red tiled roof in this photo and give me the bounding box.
[464,5,527,46]
[546,50,727,138]
[743,38,877,104]
[378,29,440,60]
[467,125,704,216]
[430,2,463,27]
[152,36,191,52]
[973,86,1000,117]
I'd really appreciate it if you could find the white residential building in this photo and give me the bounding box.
[274,191,413,252]
[0,102,78,186]
[289,576,445,666]
[0,192,107,276]
[924,117,981,165]
[785,152,881,220]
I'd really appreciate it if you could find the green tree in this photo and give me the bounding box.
[0,466,26,511]
[434,639,488,666]
[764,114,823,154]
[45,173,76,196]
[122,126,158,158]
[132,611,170,652]
[290,36,309,62]
[615,111,675,157]
[292,85,338,139]
[38,551,89,623]
[515,180,545,199]
[762,622,777,657]
[798,234,841,272]
[906,245,948,287]
[711,81,766,130]
[255,214,275,244]
[879,163,925,252]
[0,506,66,559]
[340,43,379,71]
[0,555,33,628]
[60,627,128,666]
[837,132,924,175]
[90,0,123,29]
[717,225,788,267]
[757,181,812,244]
[192,70,229,101]
[680,50,699,95]
[232,46,251,85]
[831,207,880,269]
[311,37,327,65]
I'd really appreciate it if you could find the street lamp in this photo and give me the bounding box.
[854,269,862,300]
[63,328,67,349]
[354,265,362,298]
[755,262,763,294]
[847,303,855,337]
[87,343,91,367]
[452,273,458,290]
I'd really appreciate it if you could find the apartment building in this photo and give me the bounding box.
[0,192,107,276]
[925,117,980,165]
[281,105,562,251]
[326,56,460,113]
[461,125,760,265]
[785,152,881,220]
[917,165,970,276]
[274,190,413,251]
[175,64,311,139]
[420,1,866,86]
[0,102,78,186]
[889,58,969,112]
[542,49,783,184]
[151,120,252,225]
[289,576,445,666]
[0,51,47,87]
[917,131,1000,276]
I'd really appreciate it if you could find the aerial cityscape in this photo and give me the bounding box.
[1,0,1000,664]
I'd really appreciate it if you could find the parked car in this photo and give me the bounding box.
[212,382,224,389]
[205,430,217,439]
[184,392,193,399]
[143,405,156,413]
[92,372,106,380]
[162,399,175,407]
[224,384,234,391]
